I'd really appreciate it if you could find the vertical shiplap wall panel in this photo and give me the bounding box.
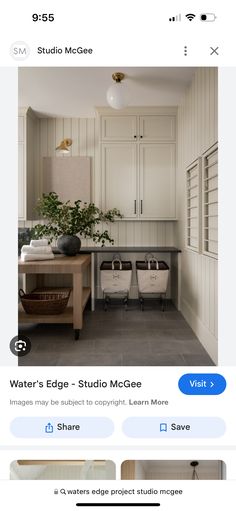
[177,68,218,363]
[71,118,79,156]
[126,222,135,247]
[63,118,72,138]
[79,119,87,156]
[118,222,127,246]
[55,118,63,157]
[47,119,56,157]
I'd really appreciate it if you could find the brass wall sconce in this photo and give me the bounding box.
[56,138,72,153]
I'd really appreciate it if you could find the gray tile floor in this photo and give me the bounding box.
[19,301,215,366]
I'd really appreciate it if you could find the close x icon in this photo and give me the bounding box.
[210,46,219,55]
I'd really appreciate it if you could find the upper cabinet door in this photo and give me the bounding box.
[139,115,176,141]
[101,116,138,141]
[139,143,176,219]
[102,143,137,219]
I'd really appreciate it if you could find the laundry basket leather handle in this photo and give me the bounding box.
[144,253,159,270]
[147,258,159,270]
[112,258,122,270]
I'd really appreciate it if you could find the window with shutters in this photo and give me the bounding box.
[186,159,201,251]
[202,143,218,258]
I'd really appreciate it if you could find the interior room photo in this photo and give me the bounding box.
[18,67,218,366]
[121,460,225,480]
[10,459,115,480]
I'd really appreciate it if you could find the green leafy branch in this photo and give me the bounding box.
[31,192,123,245]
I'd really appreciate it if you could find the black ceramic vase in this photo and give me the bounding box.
[57,235,81,256]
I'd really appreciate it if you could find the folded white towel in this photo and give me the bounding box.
[30,239,49,247]
[21,253,54,262]
[21,245,52,255]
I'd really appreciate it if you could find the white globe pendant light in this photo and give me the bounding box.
[106,72,128,109]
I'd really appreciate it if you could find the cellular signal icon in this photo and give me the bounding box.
[169,14,181,22]
[185,13,196,21]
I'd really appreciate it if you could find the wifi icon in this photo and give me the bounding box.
[186,13,196,21]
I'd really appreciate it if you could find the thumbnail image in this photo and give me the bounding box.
[18,67,218,366]
[10,460,115,480]
[121,460,225,480]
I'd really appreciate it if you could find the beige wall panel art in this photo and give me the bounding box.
[43,156,91,203]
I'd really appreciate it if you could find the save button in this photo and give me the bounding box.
[178,373,226,395]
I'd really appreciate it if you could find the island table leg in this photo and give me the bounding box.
[73,272,83,341]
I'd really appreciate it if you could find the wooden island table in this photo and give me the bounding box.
[18,254,91,340]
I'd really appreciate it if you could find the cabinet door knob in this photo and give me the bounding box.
[140,199,143,214]
[140,135,143,139]
[134,135,137,138]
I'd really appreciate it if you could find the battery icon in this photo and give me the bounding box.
[200,13,217,21]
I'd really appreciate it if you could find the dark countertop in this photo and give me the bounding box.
[80,246,181,253]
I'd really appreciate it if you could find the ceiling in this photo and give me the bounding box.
[18,67,196,118]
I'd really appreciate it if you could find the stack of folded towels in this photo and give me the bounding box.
[21,239,55,262]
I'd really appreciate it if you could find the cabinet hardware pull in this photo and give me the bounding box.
[141,199,143,214]
[134,199,137,214]
[134,135,137,138]
[140,135,143,138]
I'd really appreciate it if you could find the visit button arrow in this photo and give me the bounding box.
[178,374,226,395]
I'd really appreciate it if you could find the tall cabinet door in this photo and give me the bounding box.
[102,144,137,218]
[139,143,176,219]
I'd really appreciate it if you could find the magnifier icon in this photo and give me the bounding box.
[60,489,66,495]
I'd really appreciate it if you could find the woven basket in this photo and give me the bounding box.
[19,288,71,315]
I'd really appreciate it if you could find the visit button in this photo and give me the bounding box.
[178,373,226,395]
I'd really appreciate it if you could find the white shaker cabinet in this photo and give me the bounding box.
[102,142,176,220]
[98,108,177,220]
[102,144,137,218]
[101,112,176,142]
[18,108,39,221]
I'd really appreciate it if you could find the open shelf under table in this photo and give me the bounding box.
[19,287,91,324]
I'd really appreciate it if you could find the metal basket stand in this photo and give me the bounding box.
[139,291,167,312]
[103,290,129,312]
